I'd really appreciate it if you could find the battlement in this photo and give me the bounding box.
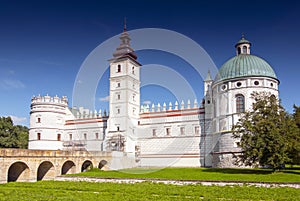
[70,107,109,119]
[140,99,204,113]
[31,94,68,105]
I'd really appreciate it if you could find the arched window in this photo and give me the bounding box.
[242,46,247,54]
[238,47,241,54]
[236,94,245,113]
[132,66,135,74]
[117,65,121,72]
[57,134,61,141]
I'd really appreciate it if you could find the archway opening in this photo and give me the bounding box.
[37,161,55,181]
[98,160,108,170]
[61,161,76,175]
[7,162,30,182]
[81,160,93,172]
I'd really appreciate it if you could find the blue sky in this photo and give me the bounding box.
[0,0,299,126]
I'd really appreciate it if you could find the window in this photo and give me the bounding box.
[132,108,136,114]
[117,126,120,131]
[236,94,245,113]
[95,133,99,140]
[37,133,41,140]
[117,94,121,100]
[166,128,171,136]
[152,129,156,137]
[243,45,247,54]
[132,66,135,74]
[37,117,41,123]
[133,95,135,101]
[117,108,120,114]
[117,82,121,87]
[238,47,241,54]
[180,127,185,135]
[117,64,121,72]
[254,81,259,86]
[84,133,87,140]
[195,126,199,135]
[57,134,61,141]
[236,82,242,87]
[69,134,72,140]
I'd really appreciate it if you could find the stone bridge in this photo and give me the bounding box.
[0,149,113,183]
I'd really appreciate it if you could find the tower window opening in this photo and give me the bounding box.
[84,133,87,140]
[37,117,41,123]
[195,126,199,135]
[254,81,259,86]
[166,128,171,136]
[117,94,121,100]
[95,133,99,140]
[236,94,245,113]
[242,46,247,54]
[117,126,120,131]
[238,47,241,55]
[152,129,156,137]
[117,108,120,114]
[69,134,72,140]
[180,127,185,135]
[117,82,121,88]
[132,66,135,74]
[57,134,61,141]
[117,65,121,72]
[37,133,41,140]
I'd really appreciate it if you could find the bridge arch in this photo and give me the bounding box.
[81,160,93,172]
[7,161,30,182]
[37,161,55,181]
[61,160,76,175]
[98,160,108,170]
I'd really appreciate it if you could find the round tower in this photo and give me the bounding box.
[211,35,279,167]
[29,95,68,150]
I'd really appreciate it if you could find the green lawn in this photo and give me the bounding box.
[71,167,300,183]
[0,181,299,201]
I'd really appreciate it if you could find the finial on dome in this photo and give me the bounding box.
[241,32,245,39]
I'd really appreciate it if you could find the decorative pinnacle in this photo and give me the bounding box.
[242,32,245,39]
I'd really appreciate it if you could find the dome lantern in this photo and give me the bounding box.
[235,34,251,55]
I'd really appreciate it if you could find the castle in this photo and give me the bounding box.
[28,28,279,168]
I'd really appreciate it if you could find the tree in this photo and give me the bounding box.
[289,105,300,165]
[0,116,28,149]
[232,92,298,170]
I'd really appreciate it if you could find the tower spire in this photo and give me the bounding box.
[124,17,127,32]
[112,20,137,60]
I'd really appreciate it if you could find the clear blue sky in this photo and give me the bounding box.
[0,0,299,126]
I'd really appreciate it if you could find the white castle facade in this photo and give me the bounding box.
[28,29,279,168]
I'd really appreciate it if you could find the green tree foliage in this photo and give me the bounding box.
[289,105,300,165]
[232,92,298,170]
[0,116,28,149]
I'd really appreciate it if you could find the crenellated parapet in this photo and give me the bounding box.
[70,107,109,119]
[31,94,68,106]
[140,99,203,113]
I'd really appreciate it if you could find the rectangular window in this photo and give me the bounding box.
[57,134,61,141]
[84,133,87,140]
[37,133,41,140]
[117,108,120,114]
[95,133,99,140]
[166,128,171,136]
[117,82,121,87]
[69,134,72,140]
[152,129,156,137]
[37,117,41,123]
[195,126,200,135]
[180,127,185,135]
[117,94,121,100]
[117,64,121,73]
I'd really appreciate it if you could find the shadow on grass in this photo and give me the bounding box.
[202,168,273,175]
[202,167,300,175]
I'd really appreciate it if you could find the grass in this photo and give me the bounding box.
[0,180,299,201]
[70,166,300,183]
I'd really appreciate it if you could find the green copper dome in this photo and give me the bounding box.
[215,54,277,82]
